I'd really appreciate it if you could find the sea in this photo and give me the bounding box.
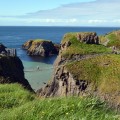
[0,26,120,91]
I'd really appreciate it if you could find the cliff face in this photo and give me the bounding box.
[22,39,59,57]
[37,32,120,109]
[0,55,33,92]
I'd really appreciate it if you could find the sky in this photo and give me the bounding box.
[0,0,120,26]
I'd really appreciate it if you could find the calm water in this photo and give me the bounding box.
[0,26,120,90]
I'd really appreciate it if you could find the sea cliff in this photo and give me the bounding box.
[37,31,120,109]
[0,44,33,92]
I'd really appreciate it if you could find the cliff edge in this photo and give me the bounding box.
[37,31,120,109]
[0,44,33,92]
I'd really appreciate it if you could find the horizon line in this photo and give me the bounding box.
[0,25,120,28]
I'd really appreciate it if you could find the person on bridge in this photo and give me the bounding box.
[37,66,40,70]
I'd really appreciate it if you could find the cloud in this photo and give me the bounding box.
[0,0,120,26]
[112,19,120,23]
[88,20,108,24]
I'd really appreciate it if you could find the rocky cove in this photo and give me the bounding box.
[0,30,120,112]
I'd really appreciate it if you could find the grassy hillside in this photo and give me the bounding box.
[0,84,119,120]
[107,31,120,49]
[66,54,120,93]
[100,30,120,49]
[61,33,111,58]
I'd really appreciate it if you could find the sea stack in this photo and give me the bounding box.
[22,39,60,57]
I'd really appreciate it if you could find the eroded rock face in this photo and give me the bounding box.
[76,32,99,44]
[22,40,60,57]
[22,40,33,50]
[37,66,90,97]
[0,56,33,92]
[61,41,71,51]
[36,32,99,97]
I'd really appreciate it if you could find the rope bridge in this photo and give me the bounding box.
[24,67,54,72]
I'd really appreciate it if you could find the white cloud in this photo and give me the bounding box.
[0,0,120,26]
[0,17,78,24]
[88,20,108,24]
[112,19,120,23]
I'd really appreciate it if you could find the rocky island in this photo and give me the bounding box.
[22,39,59,57]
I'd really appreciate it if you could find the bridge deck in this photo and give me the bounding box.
[24,67,53,72]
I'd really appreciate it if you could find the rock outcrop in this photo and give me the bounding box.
[37,66,90,97]
[76,32,99,44]
[0,55,33,92]
[22,39,60,57]
[37,32,120,110]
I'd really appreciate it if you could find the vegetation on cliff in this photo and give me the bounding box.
[0,84,119,120]
[106,31,120,49]
[38,31,120,110]
[66,54,120,91]
[100,30,120,49]
[66,54,120,102]
[61,32,111,58]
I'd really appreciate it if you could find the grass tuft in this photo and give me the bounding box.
[0,84,119,120]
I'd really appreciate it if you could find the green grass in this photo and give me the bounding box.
[99,30,120,49]
[107,32,120,49]
[32,39,51,43]
[0,84,119,120]
[66,54,120,93]
[99,35,107,44]
[61,33,111,58]
[0,84,35,111]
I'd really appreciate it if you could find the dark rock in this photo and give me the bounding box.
[0,43,7,54]
[76,32,99,44]
[61,41,71,51]
[0,55,33,92]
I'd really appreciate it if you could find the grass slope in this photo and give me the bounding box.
[0,84,119,120]
[66,54,120,94]
[100,30,120,49]
[107,31,120,49]
[61,33,111,58]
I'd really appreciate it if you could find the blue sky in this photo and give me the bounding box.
[0,0,120,26]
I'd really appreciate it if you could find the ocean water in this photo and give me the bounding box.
[0,26,120,90]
